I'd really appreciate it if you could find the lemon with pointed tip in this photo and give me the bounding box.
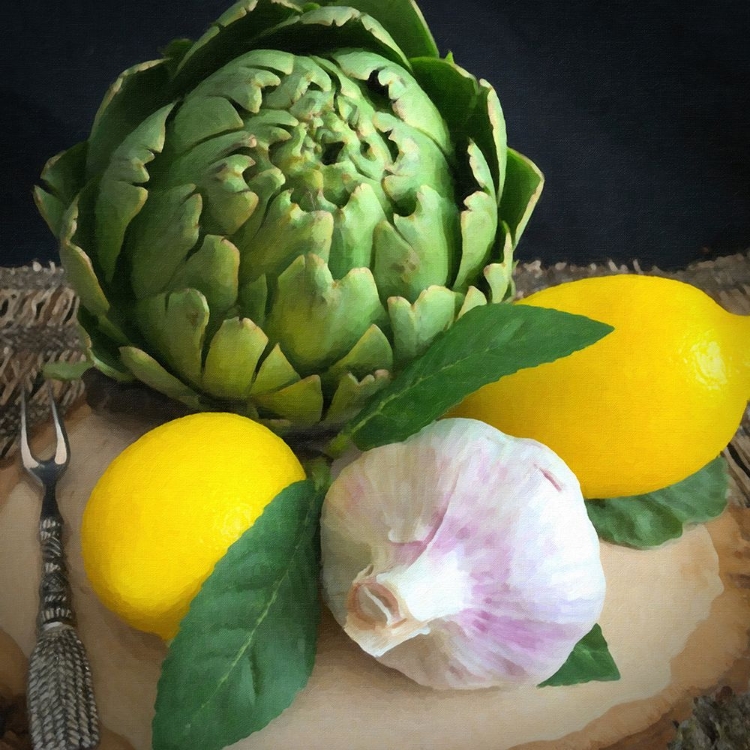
[452,274,750,498]
[81,412,305,640]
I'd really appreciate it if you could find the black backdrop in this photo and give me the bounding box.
[2,0,749,269]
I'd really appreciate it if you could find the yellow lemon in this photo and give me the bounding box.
[81,412,305,640]
[451,274,750,499]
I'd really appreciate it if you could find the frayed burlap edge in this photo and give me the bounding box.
[0,263,85,460]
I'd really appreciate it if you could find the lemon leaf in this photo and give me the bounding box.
[586,457,729,549]
[539,624,620,687]
[42,359,93,381]
[336,304,613,452]
[152,479,324,750]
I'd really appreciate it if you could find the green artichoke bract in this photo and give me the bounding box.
[36,0,543,433]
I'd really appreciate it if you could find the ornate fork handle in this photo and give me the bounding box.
[36,513,75,627]
[27,508,100,750]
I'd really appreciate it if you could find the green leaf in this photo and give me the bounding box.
[410,58,507,200]
[42,359,93,381]
[173,0,306,89]
[250,344,300,395]
[58,199,111,317]
[586,457,729,549]
[34,142,88,236]
[161,38,194,78]
[135,289,210,387]
[331,51,452,157]
[202,317,268,400]
[153,479,324,750]
[87,60,173,178]
[322,324,394,391]
[94,103,175,282]
[254,375,324,426]
[327,183,386,278]
[239,192,334,285]
[373,185,459,302]
[264,254,385,374]
[337,304,613,452]
[499,148,544,248]
[539,625,620,687]
[324,370,391,425]
[330,0,439,59]
[77,307,134,382]
[119,347,203,410]
[167,235,240,316]
[253,6,410,68]
[388,286,458,365]
[128,185,203,299]
[453,142,499,292]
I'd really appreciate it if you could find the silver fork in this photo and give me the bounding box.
[19,383,100,750]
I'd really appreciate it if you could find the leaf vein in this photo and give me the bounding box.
[173,486,320,743]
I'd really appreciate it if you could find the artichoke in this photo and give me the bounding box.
[36,0,543,434]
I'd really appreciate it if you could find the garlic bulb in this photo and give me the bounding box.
[321,418,606,690]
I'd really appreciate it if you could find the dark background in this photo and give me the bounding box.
[1,0,749,269]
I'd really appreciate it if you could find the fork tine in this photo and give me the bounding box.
[19,388,40,471]
[46,382,70,468]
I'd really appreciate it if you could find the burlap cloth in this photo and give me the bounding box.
[1,253,749,749]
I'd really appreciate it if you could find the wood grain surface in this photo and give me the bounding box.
[1,403,749,750]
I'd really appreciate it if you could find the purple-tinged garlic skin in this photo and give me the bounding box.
[321,418,606,690]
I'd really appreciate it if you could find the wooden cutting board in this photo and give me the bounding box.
[1,403,749,750]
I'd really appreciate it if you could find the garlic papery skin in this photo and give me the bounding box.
[321,418,606,691]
